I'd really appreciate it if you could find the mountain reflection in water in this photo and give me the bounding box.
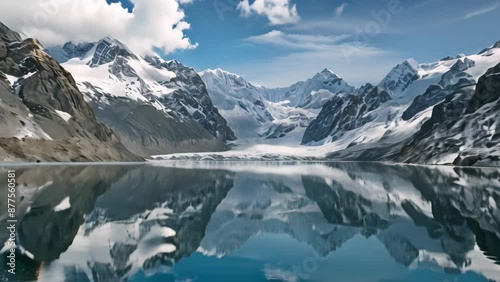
[1,162,499,282]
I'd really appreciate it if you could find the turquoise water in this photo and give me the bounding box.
[1,162,499,281]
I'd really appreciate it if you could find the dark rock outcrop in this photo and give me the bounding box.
[302,85,391,144]
[402,58,476,121]
[0,22,141,161]
[146,57,236,141]
[398,63,500,165]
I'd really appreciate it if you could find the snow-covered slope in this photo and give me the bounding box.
[201,68,319,142]
[304,41,500,165]
[200,68,274,139]
[48,37,235,157]
[263,68,355,109]
[0,22,140,162]
[400,60,500,165]
[378,59,419,95]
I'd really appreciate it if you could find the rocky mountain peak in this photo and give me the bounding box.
[0,21,141,161]
[311,68,349,86]
[356,83,375,96]
[316,68,341,81]
[378,59,419,95]
[479,39,500,55]
[320,68,337,75]
[203,68,245,83]
[450,57,476,72]
[64,42,95,58]
[403,58,419,71]
[0,22,22,44]
[89,36,138,67]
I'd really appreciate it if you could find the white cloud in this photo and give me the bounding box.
[461,4,498,20]
[0,0,198,55]
[335,3,348,18]
[245,30,351,50]
[237,0,300,25]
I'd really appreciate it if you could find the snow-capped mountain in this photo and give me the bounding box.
[201,68,318,142]
[48,37,235,157]
[263,68,356,109]
[200,68,274,139]
[400,60,500,165]
[5,15,498,165]
[303,41,500,165]
[378,59,419,95]
[302,84,391,144]
[0,22,139,162]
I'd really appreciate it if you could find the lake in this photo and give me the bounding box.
[1,162,499,282]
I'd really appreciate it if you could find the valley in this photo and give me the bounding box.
[1,21,500,166]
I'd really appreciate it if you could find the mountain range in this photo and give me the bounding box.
[1,21,500,165]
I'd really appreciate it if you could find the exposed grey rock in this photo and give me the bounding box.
[402,58,476,121]
[478,40,500,55]
[47,38,235,157]
[89,37,138,67]
[264,123,298,139]
[145,57,236,141]
[0,21,141,162]
[302,86,391,144]
[91,97,226,157]
[398,63,500,165]
[378,59,419,95]
[47,41,95,63]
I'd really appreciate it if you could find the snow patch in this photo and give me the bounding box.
[54,110,72,122]
[54,197,71,212]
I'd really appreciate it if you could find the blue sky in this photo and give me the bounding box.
[100,1,500,86]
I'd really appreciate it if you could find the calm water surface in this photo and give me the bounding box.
[1,162,499,282]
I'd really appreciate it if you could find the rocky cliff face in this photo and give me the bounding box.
[399,62,500,166]
[0,22,140,162]
[48,38,234,157]
[300,42,500,165]
[378,59,419,95]
[302,84,391,144]
[402,58,476,121]
[146,58,236,141]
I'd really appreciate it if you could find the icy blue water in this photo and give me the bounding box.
[1,162,499,282]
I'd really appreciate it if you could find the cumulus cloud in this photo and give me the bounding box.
[335,3,348,18]
[245,30,351,50]
[0,0,198,55]
[237,0,300,25]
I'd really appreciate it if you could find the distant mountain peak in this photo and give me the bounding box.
[378,59,419,94]
[403,58,419,70]
[321,68,334,74]
[478,39,500,55]
[202,68,243,81]
[318,68,340,78]
[89,36,137,67]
